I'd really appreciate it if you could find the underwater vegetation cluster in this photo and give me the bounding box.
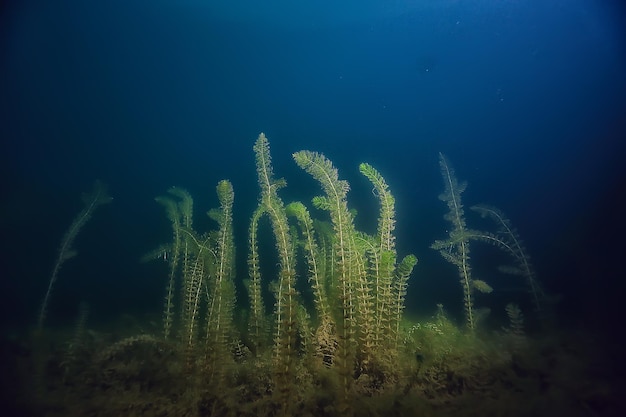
[142,133,419,415]
[17,134,617,417]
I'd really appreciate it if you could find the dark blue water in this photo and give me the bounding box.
[1,0,625,334]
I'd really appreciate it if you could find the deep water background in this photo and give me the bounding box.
[1,0,625,339]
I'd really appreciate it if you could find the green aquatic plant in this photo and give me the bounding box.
[471,204,546,312]
[179,222,212,371]
[293,149,359,406]
[30,137,571,417]
[37,180,112,330]
[285,201,330,325]
[153,187,191,340]
[358,163,395,353]
[252,134,299,411]
[293,148,418,409]
[431,155,546,329]
[152,182,237,374]
[143,134,418,414]
[244,206,267,355]
[205,180,236,381]
[431,154,492,330]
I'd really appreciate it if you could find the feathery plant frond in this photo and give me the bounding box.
[286,201,330,322]
[204,180,236,382]
[293,149,357,403]
[245,206,266,354]
[154,189,183,339]
[470,204,544,311]
[359,163,401,352]
[206,180,235,348]
[254,133,299,410]
[153,187,199,340]
[431,154,489,330]
[143,134,419,412]
[38,180,112,330]
[504,303,527,352]
[359,162,396,254]
[168,187,193,228]
[391,254,417,349]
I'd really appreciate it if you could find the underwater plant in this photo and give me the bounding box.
[144,133,418,414]
[431,154,550,330]
[431,153,492,330]
[153,181,236,375]
[37,180,112,330]
[23,138,608,417]
[470,204,546,312]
